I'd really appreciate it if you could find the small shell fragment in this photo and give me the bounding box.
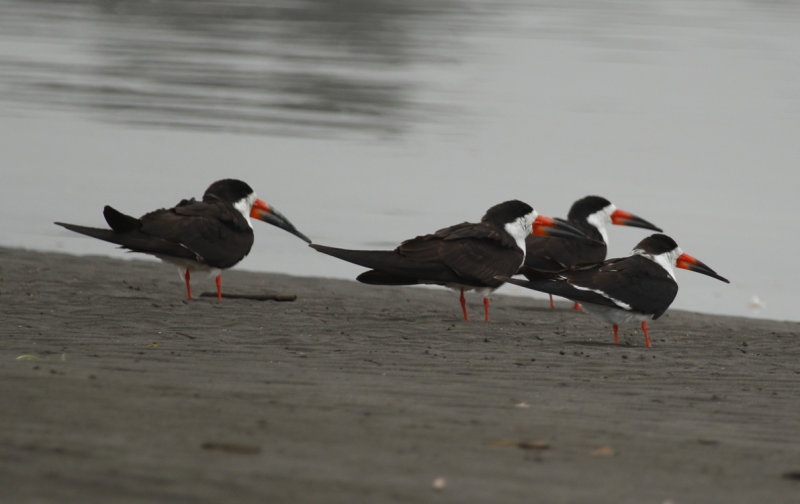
[591,445,615,456]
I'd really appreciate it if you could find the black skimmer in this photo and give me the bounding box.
[55,179,310,300]
[310,200,591,321]
[521,195,662,309]
[499,234,729,347]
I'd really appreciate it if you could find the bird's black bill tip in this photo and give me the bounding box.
[611,209,663,232]
[704,270,730,284]
[676,253,730,283]
[253,206,312,243]
[288,227,313,244]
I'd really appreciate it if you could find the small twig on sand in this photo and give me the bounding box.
[199,292,297,302]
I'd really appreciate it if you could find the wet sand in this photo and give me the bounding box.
[1,246,799,503]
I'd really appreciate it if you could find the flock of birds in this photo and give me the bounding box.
[56,179,729,348]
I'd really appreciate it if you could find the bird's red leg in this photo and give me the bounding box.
[184,270,192,300]
[642,321,651,348]
[216,275,222,301]
[460,288,469,321]
[613,324,619,345]
[483,296,490,322]
[549,294,555,309]
[572,302,583,311]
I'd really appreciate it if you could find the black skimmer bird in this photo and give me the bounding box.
[310,200,591,321]
[521,195,662,309]
[499,234,729,347]
[55,179,310,300]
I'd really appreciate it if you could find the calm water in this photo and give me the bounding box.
[2,0,799,321]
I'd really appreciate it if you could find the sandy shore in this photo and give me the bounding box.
[1,246,799,503]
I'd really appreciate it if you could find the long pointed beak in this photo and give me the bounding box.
[676,253,729,283]
[250,199,312,243]
[533,215,600,243]
[611,209,663,232]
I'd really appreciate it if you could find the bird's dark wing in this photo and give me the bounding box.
[171,199,249,230]
[522,234,607,272]
[508,256,678,318]
[432,221,519,249]
[137,202,253,268]
[311,221,523,288]
[504,272,625,310]
[398,233,522,287]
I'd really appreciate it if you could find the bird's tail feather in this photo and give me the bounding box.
[310,244,428,284]
[54,221,196,261]
[103,206,141,232]
[357,270,419,285]
[54,222,127,245]
[310,244,398,270]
